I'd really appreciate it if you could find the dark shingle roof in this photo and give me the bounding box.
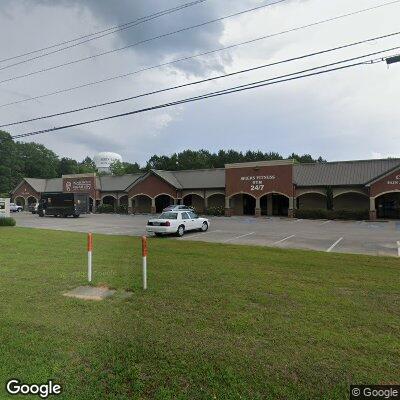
[294,159,400,186]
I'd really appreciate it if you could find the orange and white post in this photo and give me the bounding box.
[87,232,93,283]
[142,236,148,290]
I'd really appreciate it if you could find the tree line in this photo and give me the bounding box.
[0,130,326,195]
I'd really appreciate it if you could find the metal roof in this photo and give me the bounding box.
[294,159,400,186]
[171,168,225,189]
[24,178,47,193]
[152,170,183,189]
[99,174,142,191]
[44,178,63,192]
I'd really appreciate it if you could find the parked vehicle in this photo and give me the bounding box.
[146,210,209,237]
[10,203,23,212]
[38,193,89,218]
[28,203,39,214]
[162,205,195,212]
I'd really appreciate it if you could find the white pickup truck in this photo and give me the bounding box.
[10,203,23,212]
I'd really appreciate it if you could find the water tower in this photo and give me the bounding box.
[94,152,123,173]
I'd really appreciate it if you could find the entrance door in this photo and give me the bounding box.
[243,195,256,215]
[273,194,289,216]
[377,195,400,219]
[155,195,173,213]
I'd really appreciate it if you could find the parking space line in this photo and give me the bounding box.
[222,232,255,243]
[273,234,295,245]
[326,237,344,252]
[180,230,221,240]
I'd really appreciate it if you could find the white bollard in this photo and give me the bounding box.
[142,236,147,290]
[88,232,93,282]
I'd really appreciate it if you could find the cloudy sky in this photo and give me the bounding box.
[0,0,400,164]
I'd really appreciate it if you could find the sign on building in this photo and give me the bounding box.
[0,198,10,218]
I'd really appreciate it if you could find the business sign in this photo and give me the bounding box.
[370,170,400,197]
[63,176,96,195]
[0,198,10,218]
[240,175,276,192]
[386,175,400,186]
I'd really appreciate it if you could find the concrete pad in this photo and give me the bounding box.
[63,286,116,301]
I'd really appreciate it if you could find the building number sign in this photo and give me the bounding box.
[240,175,276,192]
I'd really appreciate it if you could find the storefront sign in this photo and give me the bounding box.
[65,180,92,192]
[63,177,95,194]
[240,175,276,192]
[387,175,400,185]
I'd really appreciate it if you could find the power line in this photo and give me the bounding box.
[0,0,206,65]
[1,0,399,108]
[0,0,287,84]
[0,0,207,71]
[10,51,394,139]
[2,31,400,128]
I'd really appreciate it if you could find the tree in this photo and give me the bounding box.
[123,162,141,174]
[78,157,97,173]
[59,157,79,175]
[0,131,22,194]
[18,142,59,179]
[109,160,125,176]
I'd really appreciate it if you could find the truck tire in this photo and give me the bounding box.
[73,214,80,218]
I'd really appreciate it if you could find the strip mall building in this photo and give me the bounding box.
[11,158,400,219]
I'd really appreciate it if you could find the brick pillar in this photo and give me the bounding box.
[255,197,261,217]
[225,196,231,217]
[267,193,273,216]
[369,197,376,220]
[288,197,295,218]
[151,197,156,214]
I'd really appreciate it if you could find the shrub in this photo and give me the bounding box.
[0,217,16,226]
[294,208,369,220]
[205,206,225,216]
[97,204,115,214]
[117,204,128,214]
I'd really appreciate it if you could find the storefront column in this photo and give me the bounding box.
[369,197,376,220]
[255,197,261,217]
[267,194,273,216]
[288,197,295,218]
[225,196,231,217]
[151,197,156,214]
[204,196,208,211]
[174,198,178,205]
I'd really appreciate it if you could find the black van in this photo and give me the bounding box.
[38,193,89,218]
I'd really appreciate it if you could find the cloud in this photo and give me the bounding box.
[1,0,400,165]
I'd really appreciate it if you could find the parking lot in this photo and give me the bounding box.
[12,212,400,257]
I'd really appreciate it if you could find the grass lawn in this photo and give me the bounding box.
[0,227,399,399]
